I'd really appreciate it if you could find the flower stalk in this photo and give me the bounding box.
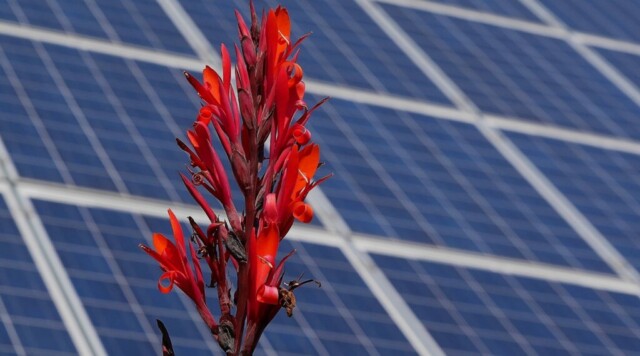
[140,2,329,354]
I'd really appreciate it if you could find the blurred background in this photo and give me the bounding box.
[1,0,640,354]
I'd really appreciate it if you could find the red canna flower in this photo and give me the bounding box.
[142,2,329,354]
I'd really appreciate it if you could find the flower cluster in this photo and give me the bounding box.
[140,2,329,354]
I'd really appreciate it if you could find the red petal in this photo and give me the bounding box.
[257,285,279,305]
[221,44,231,91]
[263,193,278,224]
[167,210,187,268]
[292,124,311,145]
[180,173,217,223]
[153,233,170,254]
[292,201,313,223]
[158,271,177,294]
[275,7,290,41]
[202,66,221,105]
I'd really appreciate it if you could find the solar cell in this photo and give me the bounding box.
[373,253,640,355]
[0,196,77,355]
[379,4,640,139]
[33,199,416,355]
[177,0,450,103]
[0,0,194,55]
[537,0,640,44]
[508,132,640,273]
[308,97,611,272]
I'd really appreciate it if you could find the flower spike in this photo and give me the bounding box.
[141,3,329,354]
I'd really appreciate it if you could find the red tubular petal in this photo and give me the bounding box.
[176,138,204,169]
[221,44,232,92]
[274,7,291,41]
[263,193,278,224]
[292,201,313,223]
[189,241,205,297]
[257,285,279,305]
[158,271,177,294]
[236,10,250,38]
[184,71,217,104]
[180,173,217,222]
[292,124,311,145]
[277,146,299,216]
[198,106,213,125]
[284,62,303,88]
[194,122,233,207]
[167,210,188,268]
[202,66,221,105]
[296,97,329,127]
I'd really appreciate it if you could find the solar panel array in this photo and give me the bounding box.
[0,0,639,354]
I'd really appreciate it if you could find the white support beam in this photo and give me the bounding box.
[373,0,563,38]
[354,234,640,295]
[154,0,220,64]
[0,20,204,70]
[484,115,640,156]
[339,240,446,356]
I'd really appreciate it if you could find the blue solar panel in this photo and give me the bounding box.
[0,0,194,55]
[308,97,611,273]
[379,5,640,139]
[508,132,640,273]
[0,196,77,355]
[416,0,541,22]
[373,254,640,355]
[177,0,450,104]
[538,0,640,44]
[33,199,415,355]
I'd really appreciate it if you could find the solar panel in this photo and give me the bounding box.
[1,0,640,354]
[309,97,611,272]
[0,196,77,355]
[373,253,640,355]
[537,0,640,43]
[0,0,194,55]
[33,199,414,354]
[508,133,640,272]
[177,0,450,103]
[379,4,640,139]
